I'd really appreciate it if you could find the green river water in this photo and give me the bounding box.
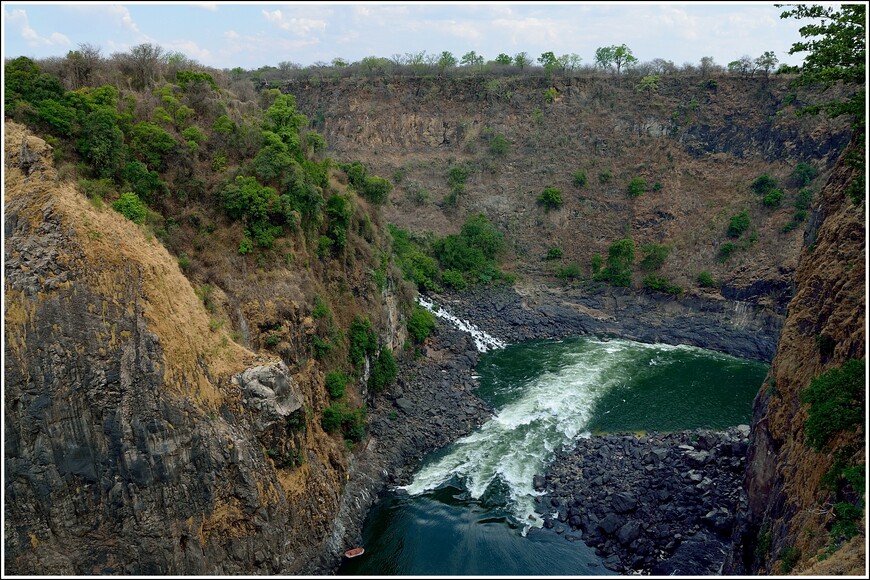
[340,335,768,576]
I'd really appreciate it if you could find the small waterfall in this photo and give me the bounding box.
[732,300,750,328]
[417,296,506,352]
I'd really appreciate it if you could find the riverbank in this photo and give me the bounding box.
[317,283,776,573]
[531,426,751,574]
[430,283,782,362]
[311,324,494,573]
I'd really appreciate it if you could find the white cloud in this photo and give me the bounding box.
[8,8,71,47]
[193,3,218,12]
[262,9,326,35]
[165,39,211,61]
[225,30,239,40]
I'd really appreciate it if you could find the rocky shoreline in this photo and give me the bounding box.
[318,284,772,573]
[530,426,751,575]
[312,324,493,573]
[429,284,781,362]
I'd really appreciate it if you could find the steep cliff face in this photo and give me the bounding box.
[2,121,358,574]
[724,135,865,575]
[283,74,849,309]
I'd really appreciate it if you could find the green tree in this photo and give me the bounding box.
[612,44,638,73]
[112,192,148,224]
[77,108,124,178]
[779,4,866,123]
[460,51,485,68]
[538,51,558,74]
[369,346,397,393]
[437,51,458,71]
[494,53,513,66]
[636,75,661,99]
[754,51,779,76]
[598,239,635,287]
[407,306,436,343]
[594,46,616,70]
[128,122,177,171]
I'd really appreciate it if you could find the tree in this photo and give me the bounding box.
[698,56,718,77]
[113,43,166,90]
[494,53,513,66]
[613,44,638,73]
[76,108,123,178]
[460,51,485,68]
[755,51,779,76]
[558,53,582,74]
[636,75,661,99]
[538,51,558,74]
[64,43,102,89]
[514,52,532,70]
[437,51,457,71]
[779,4,866,124]
[728,55,755,77]
[595,46,616,70]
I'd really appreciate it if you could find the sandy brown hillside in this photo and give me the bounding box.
[283,73,849,305]
[3,119,402,574]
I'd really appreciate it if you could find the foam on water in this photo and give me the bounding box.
[401,339,639,529]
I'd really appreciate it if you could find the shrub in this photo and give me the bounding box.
[572,170,588,188]
[639,243,669,271]
[627,177,647,198]
[178,253,190,272]
[556,263,581,280]
[407,305,436,343]
[545,247,563,260]
[596,239,635,287]
[763,188,784,207]
[779,547,801,574]
[751,174,778,195]
[321,402,366,442]
[312,295,331,320]
[489,133,509,156]
[800,359,864,451]
[599,169,613,184]
[312,336,333,359]
[112,192,147,224]
[349,316,378,368]
[642,274,683,295]
[537,186,563,209]
[717,242,736,262]
[795,188,814,210]
[727,210,750,238]
[441,269,467,290]
[368,346,397,393]
[789,162,819,187]
[697,271,718,288]
[590,254,603,276]
[653,181,663,192]
[325,371,349,399]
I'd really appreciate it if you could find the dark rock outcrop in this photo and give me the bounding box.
[533,427,750,574]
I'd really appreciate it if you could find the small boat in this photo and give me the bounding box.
[344,547,365,559]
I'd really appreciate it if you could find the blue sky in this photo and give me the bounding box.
[2,2,812,71]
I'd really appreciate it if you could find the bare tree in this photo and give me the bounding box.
[113,43,166,90]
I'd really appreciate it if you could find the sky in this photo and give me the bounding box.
[2,1,817,72]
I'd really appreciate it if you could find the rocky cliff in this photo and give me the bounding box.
[724,134,866,575]
[283,74,849,308]
[3,121,357,574]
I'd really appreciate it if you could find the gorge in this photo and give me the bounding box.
[3,20,866,576]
